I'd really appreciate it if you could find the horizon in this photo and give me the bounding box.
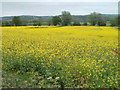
[2,2,118,17]
[1,13,118,17]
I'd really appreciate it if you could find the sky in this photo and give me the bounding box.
[1,0,119,17]
[1,0,119,2]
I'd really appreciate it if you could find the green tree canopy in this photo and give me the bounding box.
[52,16,61,26]
[61,11,72,26]
[110,16,119,26]
[12,16,22,26]
[32,18,42,26]
[89,12,105,26]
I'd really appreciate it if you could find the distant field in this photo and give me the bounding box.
[2,26,118,88]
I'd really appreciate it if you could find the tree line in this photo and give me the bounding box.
[2,11,119,27]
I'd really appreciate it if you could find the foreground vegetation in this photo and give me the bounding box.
[2,26,118,88]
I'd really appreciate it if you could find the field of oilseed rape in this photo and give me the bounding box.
[1,26,119,88]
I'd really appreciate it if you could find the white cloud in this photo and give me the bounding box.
[1,0,119,2]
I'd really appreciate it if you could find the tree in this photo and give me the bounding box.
[21,20,28,26]
[98,21,106,26]
[110,16,120,26]
[61,11,72,26]
[2,21,8,26]
[97,15,106,26]
[32,18,41,26]
[52,16,61,26]
[83,22,88,26]
[89,12,105,26]
[47,19,52,26]
[2,21,14,26]
[118,15,120,27]
[72,20,81,26]
[12,16,22,26]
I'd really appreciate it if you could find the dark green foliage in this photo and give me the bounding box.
[118,15,120,27]
[110,18,117,26]
[89,12,105,26]
[83,22,88,26]
[47,19,52,26]
[32,19,41,26]
[52,16,61,26]
[89,12,97,26]
[72,21,81,26]
[12,16,22,26]
[61,11,72,26]
[97,16,106,26]
[98,21,106,26]
[2,14,117,23]
[21,21,28,26]
[2,12,118,27]
[2,21,14,26]
[110,16,120,27]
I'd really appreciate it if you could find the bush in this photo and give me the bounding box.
[72,21,81,26]
[83,22,88,26]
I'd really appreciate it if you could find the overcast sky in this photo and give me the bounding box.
[1,0,119,2]
[1,0,119,17]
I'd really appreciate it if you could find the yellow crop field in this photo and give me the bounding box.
[1,26,119,88]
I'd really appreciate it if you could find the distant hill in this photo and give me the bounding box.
[1,15,52,22]
[1,14,118,22]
